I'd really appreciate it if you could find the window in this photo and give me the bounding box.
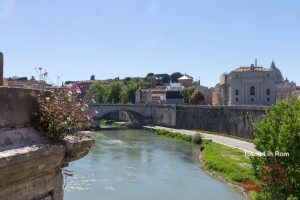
[266,89,270,96]
[250,86,255,95]
[235,89,239,95]
[267,97,270,102]
[267,74,270,78]
[251,98,254,102]
[236,98,239,102]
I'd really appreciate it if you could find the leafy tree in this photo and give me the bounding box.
[146,73,155,78]
[123,77,132,85]
[181,87,204,105]
[90,75,95,80]
[156,73,170,85]
[251,97,300,199]
[190,89,204,105]
[17,77,28,81]
[181,87,195,104]
[123,79,144,103]
[107,81,123,103]
[89,80,109,103]
[65,81,76,85]
[146,75,157,88]
[171,72,183,83]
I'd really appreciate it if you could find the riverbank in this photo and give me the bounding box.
[143,125,259,154]
[146,127,258,199]
[201,140,258,199]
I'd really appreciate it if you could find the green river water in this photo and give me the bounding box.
[64,129,243,200]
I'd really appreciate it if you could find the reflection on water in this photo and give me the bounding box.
[64,129,243,200]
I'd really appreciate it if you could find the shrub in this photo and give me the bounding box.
[192,132,203,144]
[31,86,91,141]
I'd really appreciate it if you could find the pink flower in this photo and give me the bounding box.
[93,108,98,114]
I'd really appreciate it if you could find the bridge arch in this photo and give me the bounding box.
[89,104,153,126]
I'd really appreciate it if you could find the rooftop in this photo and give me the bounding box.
[233,66,272,72]
[178,75,192,80]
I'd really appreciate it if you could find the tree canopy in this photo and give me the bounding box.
[171,72,183,83]
[251,97,300,199]
[181,87,204,105]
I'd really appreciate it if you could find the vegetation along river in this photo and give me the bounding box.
[64,129,243,200]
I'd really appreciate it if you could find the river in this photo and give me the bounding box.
[64,129,243,200]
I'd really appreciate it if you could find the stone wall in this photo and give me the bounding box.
[0,87,93,200]
[0,87,37,127]
[151,105,177,127]
[175,105,267,140]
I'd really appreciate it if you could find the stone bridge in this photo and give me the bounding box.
[88,103,267,140]
[88,104,177,126]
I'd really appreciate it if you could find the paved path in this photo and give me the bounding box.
[143,126,260,154]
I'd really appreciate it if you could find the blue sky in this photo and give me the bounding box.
[1,0,300,87]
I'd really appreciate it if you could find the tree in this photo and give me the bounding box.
[181,87,195,104]
[146,75,157,88]
[90,75,95,80]
[65,81,76,85]
[251,97,300,199]
[190,89,204,105]
[146,73,155,78]
[123,77,132,85]
[181,87,204,105]
[171,72,183,83]
[107,81,123,103]
[123,80,144,103]
[156,74,170,85]
[89,80,109,103]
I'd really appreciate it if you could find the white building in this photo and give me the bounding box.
[213,61,296,106]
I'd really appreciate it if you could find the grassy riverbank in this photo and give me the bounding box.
[202,140,256,183]
[155,129,202,144]
[202,140,258,199]
[155,128,258,199]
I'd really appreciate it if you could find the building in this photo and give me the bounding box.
[137,83,184,104]
[212,60,296,106]
[5,76,49,89]
[177,74,193,87]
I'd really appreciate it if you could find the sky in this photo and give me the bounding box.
[1,0,300,87]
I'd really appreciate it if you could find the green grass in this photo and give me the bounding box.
[99,119,107,126]
[155,129,193,142]
[112,122,128,127]
[202,140,257,185]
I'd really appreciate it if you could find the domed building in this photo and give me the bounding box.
[212,60,296,106]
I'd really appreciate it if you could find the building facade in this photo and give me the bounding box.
[213,61,296,106]
[177,74,193,87]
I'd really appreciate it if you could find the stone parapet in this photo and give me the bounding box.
[0,88,94,200]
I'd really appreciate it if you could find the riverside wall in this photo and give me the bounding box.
[92,103,267,140]
[0,87,93,200]
[174,105,267,140]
